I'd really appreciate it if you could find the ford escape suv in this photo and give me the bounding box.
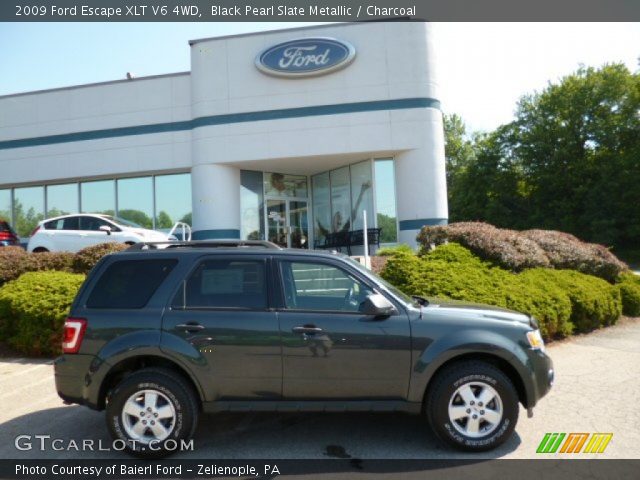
[55,240,553,457]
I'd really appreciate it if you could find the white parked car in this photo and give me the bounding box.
[27,214,175,253]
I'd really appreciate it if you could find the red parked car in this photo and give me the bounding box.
[0,220,19,247]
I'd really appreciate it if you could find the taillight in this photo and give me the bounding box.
[62,317,87,354]
[0,232,11,240]
[29,225,41,237]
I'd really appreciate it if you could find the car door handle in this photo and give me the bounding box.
[292,326,324,334]
[175,323,205,333]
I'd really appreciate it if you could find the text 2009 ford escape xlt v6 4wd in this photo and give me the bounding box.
[55,241,553,457]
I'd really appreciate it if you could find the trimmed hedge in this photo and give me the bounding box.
[417,222,627,282]
[72,242,129,274]
[0,242,129,287]
[0,246,74,285]
[0,271,85,356]
[380,243,622,339]
[618,273,640,317]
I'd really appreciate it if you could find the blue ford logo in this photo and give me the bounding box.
[256,37,356,78]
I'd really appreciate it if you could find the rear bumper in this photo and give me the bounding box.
[54,354,100,409]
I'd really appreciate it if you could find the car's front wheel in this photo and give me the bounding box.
[425,361,519,451]
[106,368,199,458]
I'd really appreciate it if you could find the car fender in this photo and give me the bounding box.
[407,328,533,405]
[27,235,52,252]
[84,329,206,407]
[159,331,217,402]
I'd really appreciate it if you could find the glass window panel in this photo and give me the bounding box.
[81,180,115,216]
[264,173,307,197]
[374,159,398,243]
[350,161,374,231]
[47,183,78,217]
[87,259,177,309]
[174,260,267,310]
[13,186,44,237]
[282,261,372,312]
[240,170,264,240]
[311,173,331,245]
[155,173,192,231]
[330,167,350,233]
[0,189,11,224]
[117,177,153,229]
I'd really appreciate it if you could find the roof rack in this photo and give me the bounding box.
[127,240,282,251]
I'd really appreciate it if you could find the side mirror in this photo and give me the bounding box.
[99,225,112,235]
[360,293,397,317]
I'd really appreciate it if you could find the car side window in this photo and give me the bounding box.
[80,216,110,231]
[173,259,267,310]
[86,259,177,309]
[44,219,63,230]
[281,261,373,312]
[62,217,79,230]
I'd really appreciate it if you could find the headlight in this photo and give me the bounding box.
[526,329,545,351]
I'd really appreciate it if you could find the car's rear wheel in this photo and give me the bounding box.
[425,361,519,451]
[106,368,199,458]
[32,247,49,252]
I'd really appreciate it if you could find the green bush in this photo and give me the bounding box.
[72,242,129,274]
[376,244,415,256]
[541,269,622,332]
[380,242,622,340]
[617,273,640,316]
[504,270,573,339]
[0,271,85,356]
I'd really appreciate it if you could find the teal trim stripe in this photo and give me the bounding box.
[192,229,241,240]
[0,97,440,151]
[398,218,448,231]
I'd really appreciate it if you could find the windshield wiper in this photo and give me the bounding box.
[412,295,429,306]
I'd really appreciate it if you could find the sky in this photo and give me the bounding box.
[0,22,638,133]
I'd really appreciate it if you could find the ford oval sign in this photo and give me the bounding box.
[256,37,356,78]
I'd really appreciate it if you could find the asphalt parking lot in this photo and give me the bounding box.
[1,317,638,460]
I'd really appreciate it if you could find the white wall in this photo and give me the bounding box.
[0,73,192,187]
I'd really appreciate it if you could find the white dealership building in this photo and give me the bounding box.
[0,22,447,250]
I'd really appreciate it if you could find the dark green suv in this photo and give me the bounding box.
[55,241,553,457]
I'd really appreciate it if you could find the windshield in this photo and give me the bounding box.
[344,256,415,305]
[100,215,143,229]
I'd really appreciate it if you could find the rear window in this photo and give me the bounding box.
[0,221,14,233]
[87,259,177,309]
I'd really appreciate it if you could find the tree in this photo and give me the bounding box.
[156,211,173,229]
[448,63,640,251]
[443,113,477,220]
[116,209,153,229]
[376,213,398,243]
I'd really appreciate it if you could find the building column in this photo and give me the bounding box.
[190,164,241,240]
[394,109,448,247]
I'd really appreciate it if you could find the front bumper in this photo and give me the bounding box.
[526,348,554,408]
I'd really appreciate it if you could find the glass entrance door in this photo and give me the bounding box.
[265,199,309,249]
[289,200,309,249]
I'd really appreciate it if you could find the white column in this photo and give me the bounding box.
[394,108,448,247]
[190,164,241,240]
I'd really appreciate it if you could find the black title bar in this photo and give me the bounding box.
[2,0,640,22]
[2,459,640,479]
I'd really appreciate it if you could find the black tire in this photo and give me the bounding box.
[106,368,199,458]
[425,361,519,452]
[32,247,49,253]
